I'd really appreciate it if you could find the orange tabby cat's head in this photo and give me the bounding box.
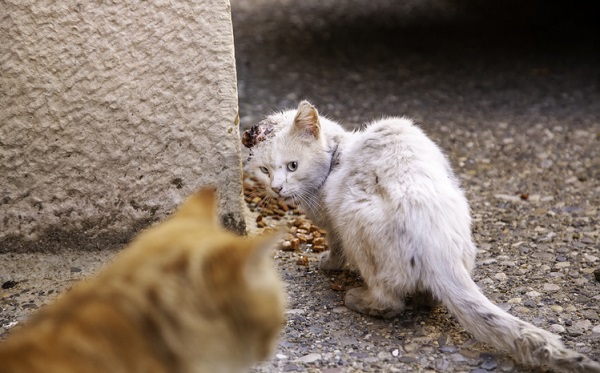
[177,188,287,362]
[124,187,287,366]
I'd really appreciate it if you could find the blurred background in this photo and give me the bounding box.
[232,0,600,130]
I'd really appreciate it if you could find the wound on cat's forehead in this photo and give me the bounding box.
[242,123,274,149]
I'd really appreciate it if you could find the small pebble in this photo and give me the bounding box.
[1,281,17,289]
[377,351,390,360]
[437,334,450,347]
[573,320,592,331]
[439,345,459,353]
[283,364,302,372]
[450,353,466,362]
[583,311,599,321]
[292,353,321,363]
[398,354,418,363]
[435,358,450,371]
[403,343,418,353]
[499,358,515,372]
[481,359,498,370]
[543,283,560,291]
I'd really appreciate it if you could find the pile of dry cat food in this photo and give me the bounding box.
[243,176,329,255]
[243,176,362,289]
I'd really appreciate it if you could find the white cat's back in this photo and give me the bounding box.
[323,117,476,285]
[326,117,465,211]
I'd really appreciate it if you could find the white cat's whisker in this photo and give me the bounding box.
[257,194,272,209]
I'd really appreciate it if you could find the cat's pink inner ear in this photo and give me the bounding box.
[293,101,320,139]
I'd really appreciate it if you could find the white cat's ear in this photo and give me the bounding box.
[293,100,320,139]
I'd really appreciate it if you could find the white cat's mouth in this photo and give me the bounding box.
[274,192,292,202]
[268,189,290,201]
[270,190,295,205]
[280,196,294,204]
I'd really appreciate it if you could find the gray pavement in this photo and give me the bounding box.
[1,1,599,372]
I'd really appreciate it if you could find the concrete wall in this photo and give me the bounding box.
[0,0,245,252]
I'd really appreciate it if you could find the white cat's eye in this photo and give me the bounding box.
[287,161,298,172]
[259,166,269,175]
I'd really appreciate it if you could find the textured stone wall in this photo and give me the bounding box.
[0,0,245,251]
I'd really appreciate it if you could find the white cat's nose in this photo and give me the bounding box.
[272,186,282,195]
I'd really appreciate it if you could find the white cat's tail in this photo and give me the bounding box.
[430,263,600,373]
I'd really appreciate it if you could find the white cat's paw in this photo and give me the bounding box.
[319,250,345,271]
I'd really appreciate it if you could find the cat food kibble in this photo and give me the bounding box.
[244,176,328,255]
[296,256,309,266]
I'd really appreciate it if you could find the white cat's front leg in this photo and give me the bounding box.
[319,234,346,271]
[319,249,345,271]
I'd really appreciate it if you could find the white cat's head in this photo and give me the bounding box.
[242,101,332,206]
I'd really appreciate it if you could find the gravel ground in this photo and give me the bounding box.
[233,0,600,372]
[1,1,600,372]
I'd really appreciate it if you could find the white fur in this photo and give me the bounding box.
[244,101,600,373]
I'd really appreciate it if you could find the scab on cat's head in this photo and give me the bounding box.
[242,122,274,149]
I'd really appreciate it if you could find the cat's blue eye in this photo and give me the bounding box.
[259,166,269,175]
[287,161,298,172]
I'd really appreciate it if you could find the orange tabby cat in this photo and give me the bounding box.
[0,188,286,373]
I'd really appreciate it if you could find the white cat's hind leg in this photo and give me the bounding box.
[344,285,405,319]
[412,290,441,309]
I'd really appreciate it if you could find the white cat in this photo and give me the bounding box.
[242,101,600,373]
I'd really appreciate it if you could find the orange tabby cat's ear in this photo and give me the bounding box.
[174,187,217,225]
[293,100,320,139]
[244,230,282,282]
[250,230,282,260]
